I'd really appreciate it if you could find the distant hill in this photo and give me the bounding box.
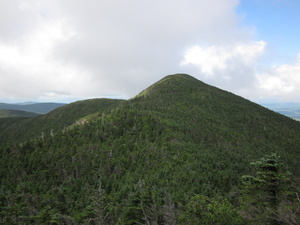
[1,74,300,224]
[0,98,125,144]
[261,102,300,120]
[0,109,39,118]
[0,102,66,114]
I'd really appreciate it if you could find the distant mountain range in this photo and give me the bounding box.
[261,102,300,120]
[0,102,66,114]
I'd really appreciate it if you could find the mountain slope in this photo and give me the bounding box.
[130,73,300,176]
[0,102,66,114]
[1,74,300,224]
[0,98,125,144]
[135,74,298,147]
[0,109,39,118]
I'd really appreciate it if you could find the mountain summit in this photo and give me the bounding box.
[136,73,205,97]
[1,74,300,224]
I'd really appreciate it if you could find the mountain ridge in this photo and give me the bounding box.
[0,98,125,144]
[1,74,300,224]
[0,109,39,118]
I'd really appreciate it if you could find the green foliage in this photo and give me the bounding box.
[31,206,60,224]
[1,74,300,223]
[240,153,300,224]
[0,109,39,118]
[179,194,244,225]
[241,153,285,206]
[0,98,125,144]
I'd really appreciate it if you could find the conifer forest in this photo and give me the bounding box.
[1,74,300,224]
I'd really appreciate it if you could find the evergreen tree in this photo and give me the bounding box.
[240,153,300,225]
[179,194,244,225]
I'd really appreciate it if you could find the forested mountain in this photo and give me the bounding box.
[0,98,125,144]
[0,102,66,114]
[0,109,39,118]
[1,74,300,224]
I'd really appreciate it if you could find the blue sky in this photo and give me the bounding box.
[238,0,300,61]
[0,0,299,103]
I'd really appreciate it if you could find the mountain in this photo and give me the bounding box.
[0,102,66,114]
[1,74,300,224]
[15,102,39,105]
[0,98,125,144]
[0,109,39,118]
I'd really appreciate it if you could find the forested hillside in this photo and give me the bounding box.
[1,74,300,224]
[0,109,39,118]
[0,98,125,144]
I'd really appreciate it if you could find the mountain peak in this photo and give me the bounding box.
[160,73,197,81]
[2,73,300,224]
[135,73,204,98]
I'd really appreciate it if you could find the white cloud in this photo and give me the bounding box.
[2,0,298,103]
[0,0,244,101]
[181,41,267,77]
[179,41,268,99]
[0,19,73,67]
[0,17,94,100]
[256,53,300,100]
[180,42,300,102]
[50,0,244,97]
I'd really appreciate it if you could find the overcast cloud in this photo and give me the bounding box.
[0,0,299,102]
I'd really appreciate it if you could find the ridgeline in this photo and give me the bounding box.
[0,98,125,144]
[0,109,39,118]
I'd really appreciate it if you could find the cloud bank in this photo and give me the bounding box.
[0,0,299,102]
[256,53,300,100]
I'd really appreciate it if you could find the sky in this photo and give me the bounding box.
[0,0,299,103]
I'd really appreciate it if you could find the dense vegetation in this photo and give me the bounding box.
[1,74,299,224]
[0,109,39,118]
[0,98,125,144]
